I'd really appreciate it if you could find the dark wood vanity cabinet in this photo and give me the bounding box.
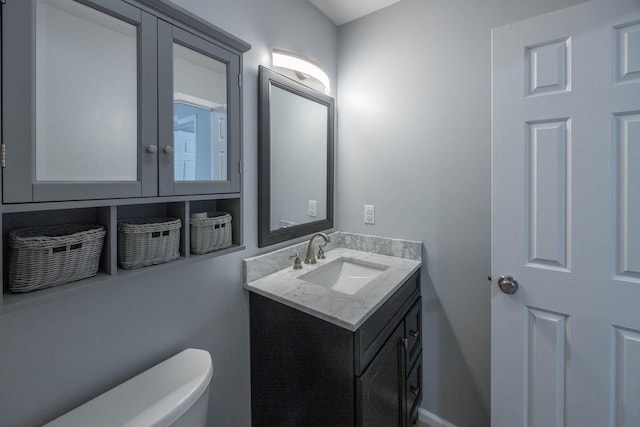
[250,270,422,426]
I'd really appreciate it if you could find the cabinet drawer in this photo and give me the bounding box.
[355,271,420,375]
[406,355,422,424]
[405,298,421,369]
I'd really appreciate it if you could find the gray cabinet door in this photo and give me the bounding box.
[157,21,241,196]
[2,0,158,203]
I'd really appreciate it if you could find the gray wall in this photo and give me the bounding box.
[336,0,587,425]
[0,0,337,426]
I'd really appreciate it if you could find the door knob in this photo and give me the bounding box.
[163,146,174,155]
[146,145,158,154]
[498,275,518,295]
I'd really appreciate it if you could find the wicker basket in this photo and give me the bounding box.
[190,212,232,254]
[118,218,181,269]
[8,224,106,293]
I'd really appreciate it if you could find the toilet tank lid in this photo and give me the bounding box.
[44,348,213,427]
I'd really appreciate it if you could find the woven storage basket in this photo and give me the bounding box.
[118,218,181,269]
[190,212,232,254]
[8,224,106,293]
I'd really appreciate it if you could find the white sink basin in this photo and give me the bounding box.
[298,257,388,295]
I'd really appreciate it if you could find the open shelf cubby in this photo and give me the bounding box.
[1,195,243,313]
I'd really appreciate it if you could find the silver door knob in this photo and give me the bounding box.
[163,146,174,155]
[498,275,518,295]
[146,145,158,154]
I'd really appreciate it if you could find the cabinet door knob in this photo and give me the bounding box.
[146,145,158,154]
[163,146,174,155]
[409,329,419,339]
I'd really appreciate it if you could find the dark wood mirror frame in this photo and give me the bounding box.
[258,65,334,248]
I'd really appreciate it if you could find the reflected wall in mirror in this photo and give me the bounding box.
[258,66,334,247]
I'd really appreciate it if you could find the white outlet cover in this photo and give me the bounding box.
[308,200,317,217]
[364,204,375,224]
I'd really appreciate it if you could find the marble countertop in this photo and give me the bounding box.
[244,233,422,331]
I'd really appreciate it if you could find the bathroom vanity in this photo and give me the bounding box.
[244,233,422,426]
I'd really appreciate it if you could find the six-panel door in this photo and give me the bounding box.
[492,1,640,425]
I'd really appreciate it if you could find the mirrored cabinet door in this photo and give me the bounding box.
[2,0,158,203]
[157,22,241,196]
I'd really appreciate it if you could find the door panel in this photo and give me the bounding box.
[525,119,570,270]
[492,1,640,426]
[614,112,640,280]
[612,326,640,427]
[525,38,570,96]
[524,308,567,427]
[614,22,640,83]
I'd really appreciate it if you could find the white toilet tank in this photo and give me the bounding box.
[44,348,213,427]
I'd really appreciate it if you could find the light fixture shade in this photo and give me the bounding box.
[272,49,330,94]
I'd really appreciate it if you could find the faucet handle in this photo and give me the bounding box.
[289,252,303,270]
[317,243,327,260]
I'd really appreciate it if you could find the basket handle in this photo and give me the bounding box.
[51,242,83,254]
[151,231,171,238]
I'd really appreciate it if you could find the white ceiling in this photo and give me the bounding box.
[308,0,404,26]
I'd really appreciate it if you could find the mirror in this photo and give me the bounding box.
[258,66,334,247]
[35,0,138,181]
[173,43,228,182]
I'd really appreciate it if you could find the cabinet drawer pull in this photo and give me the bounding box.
[409,385,420,396]
[409,329,420,339]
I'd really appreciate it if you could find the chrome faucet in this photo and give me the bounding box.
[304,232,330,264]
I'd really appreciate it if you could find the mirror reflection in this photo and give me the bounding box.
[35,0,138,181]
[269,85,328,230]
[173,43,227,182]
[258,66,334,247]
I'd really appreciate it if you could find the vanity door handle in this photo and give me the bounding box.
[409,329,420,339]
[409,385,420,396]
[401,338,408,351]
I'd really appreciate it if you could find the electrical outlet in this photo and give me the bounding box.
[308,200,317,217]
[364,205,375,224]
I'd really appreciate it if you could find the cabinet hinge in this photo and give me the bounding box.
[238,161,242,174]
[238,74,242,87]
[0,144,6,168]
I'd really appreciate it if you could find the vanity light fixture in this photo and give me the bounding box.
[272,49,330,94]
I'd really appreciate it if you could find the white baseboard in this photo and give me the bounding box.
[418,407,458,427]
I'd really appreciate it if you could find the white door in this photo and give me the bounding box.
[491,1,640,426]
[174,130,197,180]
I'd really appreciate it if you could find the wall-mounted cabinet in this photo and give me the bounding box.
[0,0,250,312]
[2,0,243,203]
